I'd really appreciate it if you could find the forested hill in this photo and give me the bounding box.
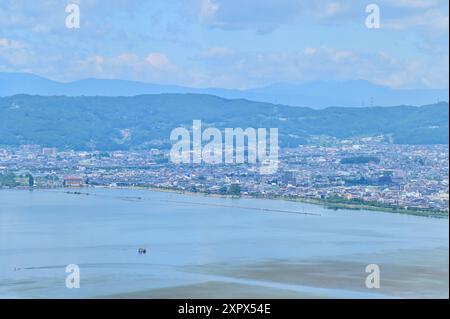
[0,94,448,150]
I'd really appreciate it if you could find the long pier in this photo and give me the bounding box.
[58,190,321,217]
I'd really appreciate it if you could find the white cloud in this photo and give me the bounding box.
[0,38,26,50]
[195,0,448,36]
[0,38,33,67]
[382,0,438,9]
[32,24,51,33]
[189,46,448,89]
[304,47,318,55]
[195,0,362,32]
[86,46,447,89]
[318,2,345,18]
[199,0,220,22]
[67,52,182,84]
[146,53,170,69]
[200,47,236,59]
[383,9,449,34]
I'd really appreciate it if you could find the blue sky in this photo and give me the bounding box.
[0,0,448,89]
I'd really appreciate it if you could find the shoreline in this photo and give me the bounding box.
[108,185,450,219]
[3,185,447,219]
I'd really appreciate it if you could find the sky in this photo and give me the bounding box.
[0,0,448,89]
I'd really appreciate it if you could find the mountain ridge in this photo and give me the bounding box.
[1,72,448,109]
[0,94,447,150]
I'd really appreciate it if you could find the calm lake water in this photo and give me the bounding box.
[0,188,448,298]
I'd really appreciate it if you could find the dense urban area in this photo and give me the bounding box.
[0,137,448,216]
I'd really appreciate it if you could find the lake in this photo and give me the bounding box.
[0,188,448,298]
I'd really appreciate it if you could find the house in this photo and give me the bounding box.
[63,176,84,187]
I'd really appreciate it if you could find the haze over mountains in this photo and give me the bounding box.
[1,72,448,109]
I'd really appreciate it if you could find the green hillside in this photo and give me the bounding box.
[0,94,448,150]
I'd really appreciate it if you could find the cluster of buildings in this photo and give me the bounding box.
[0,139,448,213]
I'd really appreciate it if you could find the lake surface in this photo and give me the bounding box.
[0,188,448,298]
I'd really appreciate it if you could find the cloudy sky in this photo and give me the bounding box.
[0,0,448,89]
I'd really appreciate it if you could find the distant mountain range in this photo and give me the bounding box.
[0,94,447,150]
[0,72,448,108]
